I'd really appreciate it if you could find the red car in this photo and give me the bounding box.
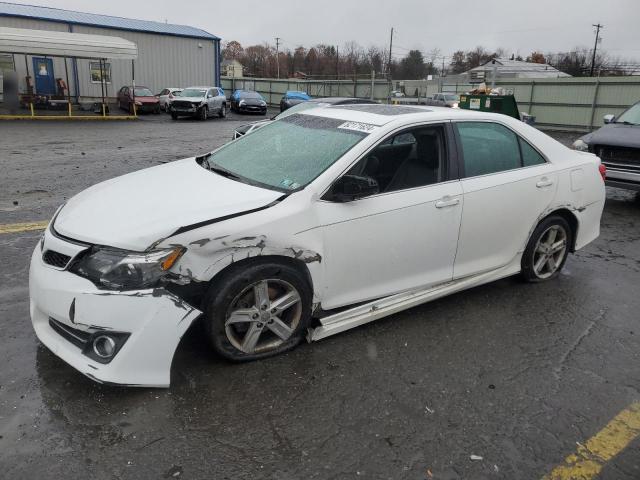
[117,85,160,114]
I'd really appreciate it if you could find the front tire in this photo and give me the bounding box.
[199,105,208,121]
[219,103,226,118]
[171,112,178,120]
[204,262,312,362]
[521,215,572,282]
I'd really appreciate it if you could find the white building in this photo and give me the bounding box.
[467,58,571,83]
[0,2,221,101]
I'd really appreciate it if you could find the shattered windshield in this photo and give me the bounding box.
[204,114,370,191]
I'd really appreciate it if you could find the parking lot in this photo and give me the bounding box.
[1,113,639,479]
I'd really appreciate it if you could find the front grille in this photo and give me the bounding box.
[172,100,195,109]
[43,250,71,268]
[49,317,91,349]
[596,145,640,169]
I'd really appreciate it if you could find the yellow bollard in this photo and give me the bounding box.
[68,102,72,117]
[102,103,106,117]
[30,102,34,117]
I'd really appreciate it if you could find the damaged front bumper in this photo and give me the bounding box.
[29,236,202,388]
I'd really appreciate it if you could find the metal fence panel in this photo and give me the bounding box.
[220,76,640,131]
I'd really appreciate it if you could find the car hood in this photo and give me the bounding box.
[54,158,283,251]
[240,98,265,106]
[582,123,640,148]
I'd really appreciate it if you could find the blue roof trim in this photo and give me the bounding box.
[0,2,219,40]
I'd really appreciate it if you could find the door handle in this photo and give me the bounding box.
[435,197,460,208]
[536,177,554,188]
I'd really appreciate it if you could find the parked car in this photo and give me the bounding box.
[572,101,640,191]
[424,92,459,108]
[170,86,226,121]
[117,86,160,114]
[230,90,268,114]
[157,87,183,112]
[390,90,405,98]
[233,97,380,139]
[280,91,311,112]
[29,105,605,387]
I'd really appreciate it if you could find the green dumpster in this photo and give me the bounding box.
[458,94,521,120]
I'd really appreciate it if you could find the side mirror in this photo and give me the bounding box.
[603,114,615,124]
[330,175,379,202]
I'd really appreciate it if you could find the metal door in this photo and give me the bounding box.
[32,57,56,95]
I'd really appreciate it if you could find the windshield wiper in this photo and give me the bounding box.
[204,158,241,180]
[614,120,637,126]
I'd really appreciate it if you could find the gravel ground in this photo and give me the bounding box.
[0,115,639,480]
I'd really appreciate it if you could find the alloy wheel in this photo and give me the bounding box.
[532,225,568,279]
[225,279,302,354]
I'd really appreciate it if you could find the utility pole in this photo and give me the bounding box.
[387,27,394,99]
[336,45,339,80]
[275,37,281,79]
[590,23,603,77]
[441,56,445,77]
[387,27,394,80]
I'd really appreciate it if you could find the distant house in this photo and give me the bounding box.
[221,59,243,78]
[466,58,571,83]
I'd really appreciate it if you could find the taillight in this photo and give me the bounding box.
[598,163,606,181]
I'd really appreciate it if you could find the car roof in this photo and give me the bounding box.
[309,97,378,105]
[185,86,215,89]
[297,103,524,127]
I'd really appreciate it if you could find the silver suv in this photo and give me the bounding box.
[170,86,227,121]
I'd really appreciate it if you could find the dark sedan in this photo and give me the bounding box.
[230,90,267,114]
[573,101,640,191]
[280,91,311,112]
[117,86,160,114]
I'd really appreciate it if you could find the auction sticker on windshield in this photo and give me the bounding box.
[337,121,377,133]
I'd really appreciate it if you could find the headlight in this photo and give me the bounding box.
[135,101,142,106]
[239,100,246,106]
[260,101,266,106]
[572,139,589,151]
[452,102,459,108]
[70,247,185,290]
[192,102,200,108]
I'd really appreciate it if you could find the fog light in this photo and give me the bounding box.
[93,335,116,358]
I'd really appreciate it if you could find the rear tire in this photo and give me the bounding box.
[204,261,312,362]
[521,215,572,282]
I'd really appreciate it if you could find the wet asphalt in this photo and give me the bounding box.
[0,113,639,480]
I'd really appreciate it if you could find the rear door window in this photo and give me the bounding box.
[455,122,521,177]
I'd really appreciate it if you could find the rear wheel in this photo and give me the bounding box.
[204,262,312,361]
[521,215,572,282]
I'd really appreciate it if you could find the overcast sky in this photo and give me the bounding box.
[10,0,640,61]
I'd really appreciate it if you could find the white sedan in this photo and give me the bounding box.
[29,105,605,387]
[157,87,183,111]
